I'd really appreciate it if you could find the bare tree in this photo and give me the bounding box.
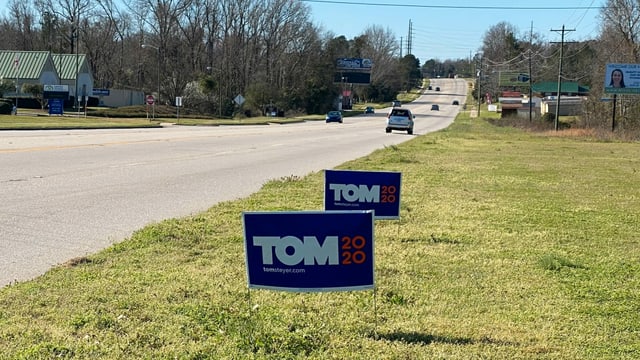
[481,22,523,65]
[130,0,193,102]
[594,0,640,131]
[93,0,137,89]
[34,0,95,53]
[600,0,640,62]
[361,25,400,84]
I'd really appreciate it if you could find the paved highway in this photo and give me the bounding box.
[0,78,468,287]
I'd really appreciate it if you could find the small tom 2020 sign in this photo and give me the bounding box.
[325,169,401,219]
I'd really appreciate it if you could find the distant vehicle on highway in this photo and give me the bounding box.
[431,104,440,111]
[386,108,415,135]
[435,87,441,91]
[452,100,459,105]
[392,100,402,107]
[325,111,343,123]
[364,106,375,114]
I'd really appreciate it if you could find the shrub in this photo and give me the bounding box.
[0,99,14,115]
[541,112,555,123]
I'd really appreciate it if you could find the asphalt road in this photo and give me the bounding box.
[0,78,468,287]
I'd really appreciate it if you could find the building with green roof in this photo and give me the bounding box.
[0,50,93,103]
[51,53,94,100]
[531,81,590,97]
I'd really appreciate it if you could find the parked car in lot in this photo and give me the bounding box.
[364,106,375,114]
[325,110,343,123]
[392,100,402,107]
[431,104,440,111]
[386,108,415,134]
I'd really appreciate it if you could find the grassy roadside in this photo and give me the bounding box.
[0,112,358,130]
[0,114,162,130]
[0,105,380,130]
[1,111,639,359]
[1,89,425,130]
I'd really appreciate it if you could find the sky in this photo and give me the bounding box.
[301,0,605,63]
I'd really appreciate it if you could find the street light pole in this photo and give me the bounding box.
[141,44,160,119]
[13,53,19,115]
[208,64,224,118]
[341,75,346,111]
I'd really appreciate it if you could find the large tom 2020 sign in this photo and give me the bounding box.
[325,169,402,220]
[243,211,374,292]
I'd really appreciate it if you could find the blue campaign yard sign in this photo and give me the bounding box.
[243,211,374,292]
[324,169,402,219]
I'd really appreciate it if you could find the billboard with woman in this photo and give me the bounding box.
[604,63,640,94]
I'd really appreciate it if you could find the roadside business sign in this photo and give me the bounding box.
[335,58,373,84]
[498,71,530,86]
[336,58,373,71]
[243,210,375,292]
[48,98,64,115]
[92,88,110,96]
[324,169,402,220]
[43,84,69,99]
[604,63,640,94]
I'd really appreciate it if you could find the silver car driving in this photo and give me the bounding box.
[385,108,415,134]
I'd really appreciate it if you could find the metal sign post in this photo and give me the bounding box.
[146,95,155,120]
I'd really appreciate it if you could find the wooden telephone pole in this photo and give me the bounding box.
[551,25,575,131]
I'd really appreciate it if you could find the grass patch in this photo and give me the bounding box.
[0,114,161,130]
[0,109,367,129]
[1,112,639,358]
[538,254,585,271]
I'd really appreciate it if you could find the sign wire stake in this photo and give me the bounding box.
[373,286,379,340]
[246,287,256,353]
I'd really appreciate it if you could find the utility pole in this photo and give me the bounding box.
[528,22,533,122]
[612,94,617,132]
[476,55,482,118]
[551,25,575,131]
[407,19,413,56]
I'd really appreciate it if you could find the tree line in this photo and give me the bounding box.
[1,0,639,130]
[0,0,424,117]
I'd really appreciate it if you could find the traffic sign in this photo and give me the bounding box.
[146,95,155,105]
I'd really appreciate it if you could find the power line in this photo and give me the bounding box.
[300,0,602,11]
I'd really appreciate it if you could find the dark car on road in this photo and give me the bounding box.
[325,111,343,123]
[431,104,440,111]
[364,106,375,114]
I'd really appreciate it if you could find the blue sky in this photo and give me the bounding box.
[302,0,604,63]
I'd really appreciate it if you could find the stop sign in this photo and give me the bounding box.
[146,95,155,105]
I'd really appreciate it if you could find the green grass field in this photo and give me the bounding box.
[1,111,638,359]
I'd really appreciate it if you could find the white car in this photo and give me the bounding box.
[385,108,415,134]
